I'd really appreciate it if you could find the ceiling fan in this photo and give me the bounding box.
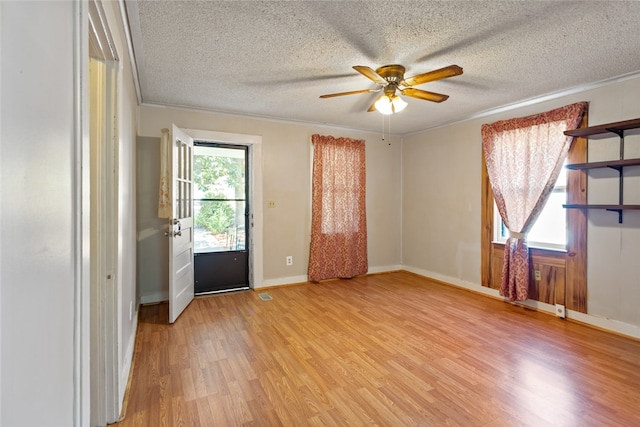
[319,64,463,114]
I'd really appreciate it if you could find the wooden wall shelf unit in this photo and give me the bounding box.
[563,117,640,223]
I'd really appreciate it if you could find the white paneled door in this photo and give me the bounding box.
[169,125,195,323]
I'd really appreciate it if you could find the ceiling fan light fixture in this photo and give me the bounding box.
[375,94,407,115]
[392,95,407,113]
[375,95,393,115]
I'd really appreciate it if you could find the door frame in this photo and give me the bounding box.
[185,129,263,288]
[193,143,250,294]
[88,0,120,423]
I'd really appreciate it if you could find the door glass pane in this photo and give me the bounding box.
[193,145,246,253]
[194,200,245,252]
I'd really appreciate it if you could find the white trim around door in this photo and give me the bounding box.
[184,129,264,289]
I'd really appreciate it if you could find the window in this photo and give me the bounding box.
[480,103,588,311]
[494,163,567,251]
[319,144,362,234]
[308,134,368,282]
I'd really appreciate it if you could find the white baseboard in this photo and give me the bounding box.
[402,265,640,340]
[368,264,403,274]
[119,309,138,416]
[257,274,308,289]
[140,291,168,304]
[567,310,640,340]
[402,265,501,299]
[256,265,404,289]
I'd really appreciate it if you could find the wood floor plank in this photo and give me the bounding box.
[115,272,640,426]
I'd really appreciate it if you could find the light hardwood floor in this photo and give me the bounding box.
[115,272,640,426]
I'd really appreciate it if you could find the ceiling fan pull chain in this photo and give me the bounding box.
[387,114,393,137]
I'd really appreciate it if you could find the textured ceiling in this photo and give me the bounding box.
[124,1,640,135]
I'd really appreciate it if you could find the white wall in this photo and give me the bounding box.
[402,74,640,336]
[1,2,84,425]
[137,136,169,302]
[0,2,139,424]
[136,106,402,301]
[583,77,640,329]
[402,120,481,284]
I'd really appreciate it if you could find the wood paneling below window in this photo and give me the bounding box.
[490,243,566,305]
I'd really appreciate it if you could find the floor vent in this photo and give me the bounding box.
[257,292,273,301]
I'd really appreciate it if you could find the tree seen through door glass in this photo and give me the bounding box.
[193,145,246,253]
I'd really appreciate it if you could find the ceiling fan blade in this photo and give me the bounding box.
[401,88,449,103]
[319,88,380,98]
[367,93,384,112]
[402,65,463,87]
[353,66,387,85]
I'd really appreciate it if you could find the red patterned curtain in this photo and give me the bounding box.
[482,102,586,301]
[308,134,368,282]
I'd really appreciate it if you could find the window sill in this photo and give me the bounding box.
[491,240,568,254]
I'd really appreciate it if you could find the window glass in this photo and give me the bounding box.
[319,143,362,234]
[495,163,567,250]
[193,145,247,253]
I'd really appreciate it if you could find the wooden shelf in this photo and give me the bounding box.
[566,158,640,170]
[563,117,640,223]
[564,203,640,223]
[564,117,640,137]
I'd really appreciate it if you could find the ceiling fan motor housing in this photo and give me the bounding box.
[376,64,406,84]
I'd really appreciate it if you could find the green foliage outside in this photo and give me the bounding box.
[195,194,235,235]
[194,154,244,194]
[193,152,245,235]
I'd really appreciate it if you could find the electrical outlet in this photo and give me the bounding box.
[267,200,276,208]
[129,301,133,321]
[286,255,293,266]
[534,270,541,281]
[555,304,566,318]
